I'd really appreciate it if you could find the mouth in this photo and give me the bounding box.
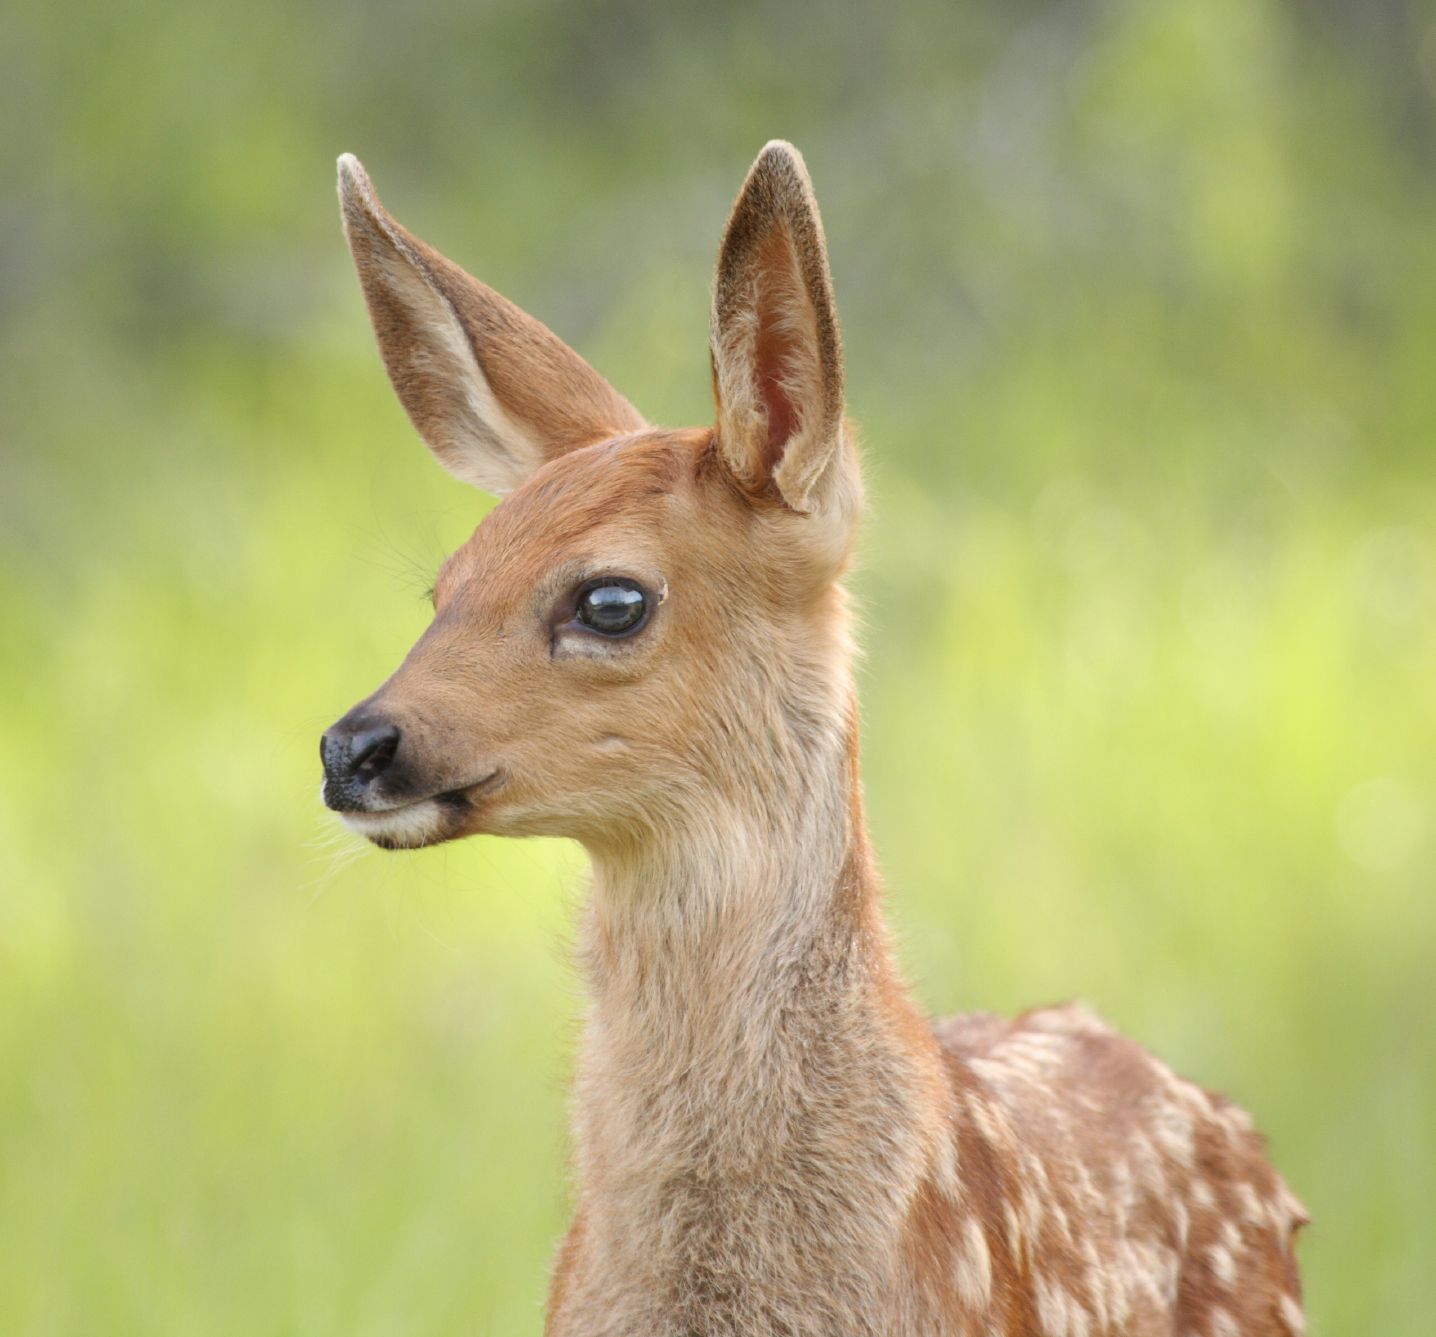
[337,770,506,849]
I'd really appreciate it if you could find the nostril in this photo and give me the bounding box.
[350,723,400,780]
[321,719,402,790]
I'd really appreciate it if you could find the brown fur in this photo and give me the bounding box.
[325,142,1306,1335]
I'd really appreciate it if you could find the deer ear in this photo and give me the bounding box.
[710,141,851,519]
[337,154,646,495]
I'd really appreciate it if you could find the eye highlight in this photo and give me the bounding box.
[575,579,649,637]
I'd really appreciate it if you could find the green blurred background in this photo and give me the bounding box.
[4,0,1434,1331]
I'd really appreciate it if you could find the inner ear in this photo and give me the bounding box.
[753,227,811,474]
[710,141,846,515]
[338,154,647,495]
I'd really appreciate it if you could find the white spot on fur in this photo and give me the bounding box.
[1154,1101,1196,1166]
[1168,1197,1190,1250]
[1110,1157,1136,1223]
[1019,1184,1046,1238]
[1207,1242,1237,1286]
[1121,1239,1181,1306]
[1235,1181,1267,1226]
[1130,1133,1167,1191]
[1035,1276,1092,1337]
[955,1217,992,1309]
[969,1096,1008,1148]
[1050,1202,1075,1246]
[1088,1262,1133,1329]
[1003,1202,1025,1260]
[1221,1102,1255,1137]
[1279,1293,1306,1334]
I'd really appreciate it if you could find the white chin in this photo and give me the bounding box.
[340,799,445,849]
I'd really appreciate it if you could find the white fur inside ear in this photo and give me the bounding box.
[713,284,836,515]
[375,249,546,495]
[710,205,844,518]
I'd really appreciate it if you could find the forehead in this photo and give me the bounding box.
[437,428,714,592]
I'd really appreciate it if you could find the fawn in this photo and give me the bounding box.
[321,143,1306,1336]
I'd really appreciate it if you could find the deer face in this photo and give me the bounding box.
[322,146,859,850]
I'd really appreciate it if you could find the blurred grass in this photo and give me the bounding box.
[3,0,1435,1331]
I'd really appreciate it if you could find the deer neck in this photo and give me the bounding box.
[569,701,952,1311]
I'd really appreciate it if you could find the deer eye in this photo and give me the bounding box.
[575,580,648,636]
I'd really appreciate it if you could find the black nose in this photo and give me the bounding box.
[321,717,401,806]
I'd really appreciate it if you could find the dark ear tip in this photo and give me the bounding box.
[756,139,802,166]
[746,141,818,223]
[754,140,809,185]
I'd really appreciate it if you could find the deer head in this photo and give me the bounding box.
[321,143,861,852]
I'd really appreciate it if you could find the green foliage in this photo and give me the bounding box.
[3,0,1434,1330]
